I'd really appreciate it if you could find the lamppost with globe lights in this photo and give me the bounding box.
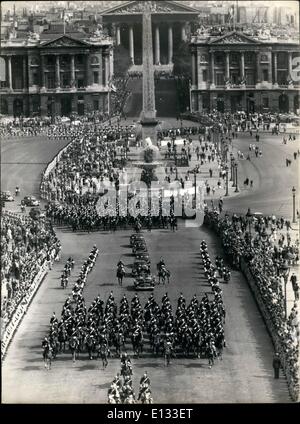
[292,186,296,223]
[225,165,229,196]
[246,208,253,240]
[278,262,290,319]
[230,153,234,181]
[234,162,239,192]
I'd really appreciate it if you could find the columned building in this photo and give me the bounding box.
[101,0,198,72]
[0,30,114,117]
[190,31,300,114]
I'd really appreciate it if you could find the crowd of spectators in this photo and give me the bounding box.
[1,211,61,334]
[204,208,299,401]
[193,23,299,40]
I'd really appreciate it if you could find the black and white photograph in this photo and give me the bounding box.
[0,0,299,408]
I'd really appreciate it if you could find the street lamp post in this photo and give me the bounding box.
[225,165,229,196]
[230,154,233,181]
[194,170,197,207]
[278,262,290,319]
[292,186,296,223]
[234,162,239,192]
[246,208,252,240]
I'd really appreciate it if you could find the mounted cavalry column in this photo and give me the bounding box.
[168,24,173,64]
[155,25,160,65]
[129,25,135,65]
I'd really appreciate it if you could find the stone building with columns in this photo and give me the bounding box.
[0,28,114,117]
[101,1,199,72]
[190,31,300,114]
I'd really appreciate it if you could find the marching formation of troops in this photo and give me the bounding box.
[41,240,226,373]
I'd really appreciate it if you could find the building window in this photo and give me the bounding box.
[77,78,84,88]
[76,55,84,65]
[62,73,70,87]
[93,72,99,84]
[262,69,268,81]
[46,73,55,89]
[47,56,55,66]
[215,53,224,65]
[278,52,287,69]
[230,53,239,66]
[245,52,254,66]
[216,73,224,86]
[245,71,254,86]
[202,70,207,82]
[93,99,99,110]
[32,72,39,85]
[230,71,239,85]
[262,98,269,108]
[278,71,287,85]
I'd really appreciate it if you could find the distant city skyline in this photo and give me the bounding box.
[1,0,299,15]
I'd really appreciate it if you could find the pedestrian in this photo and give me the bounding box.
[272,352,281,379]
[290,273,299,300]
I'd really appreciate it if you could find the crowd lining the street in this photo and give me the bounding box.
[1,211,61,335]
[204,208,299,401]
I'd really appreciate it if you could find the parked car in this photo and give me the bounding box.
[23,195,40,206]
[1,191,14,202]
[29,207,45,220]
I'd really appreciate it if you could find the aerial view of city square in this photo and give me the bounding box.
[0,0,299,410]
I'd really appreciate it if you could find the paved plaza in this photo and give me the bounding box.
[1,120,298,403]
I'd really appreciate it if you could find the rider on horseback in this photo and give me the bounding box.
[139,371,150,387]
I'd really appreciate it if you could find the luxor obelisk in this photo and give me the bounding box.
[140,1,158,143]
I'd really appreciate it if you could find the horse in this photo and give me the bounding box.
[131,331,143,358]
[116,265,126,286]
[84,334,95,359]
[215,333,225,360]
[58,326,68,352]
[99,343,109,369]
[152,333,162,356]
[69,337,79,362]
[121,362,133,379]
[207,343,217,368]
[49,334,59,359]
[181,331,193,357]
[43,345,53,370]
[164,343,172,366]
[139,387,153,404]
[113,332,124,358]
[157,265,171,285]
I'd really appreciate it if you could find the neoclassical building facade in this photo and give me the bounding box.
[190,31,300,114]
[0,31,114,117]
[101,0,199,71]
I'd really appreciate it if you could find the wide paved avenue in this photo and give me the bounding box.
[1,127,292,403]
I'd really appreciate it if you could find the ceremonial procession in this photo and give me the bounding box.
[1,0,299,411]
